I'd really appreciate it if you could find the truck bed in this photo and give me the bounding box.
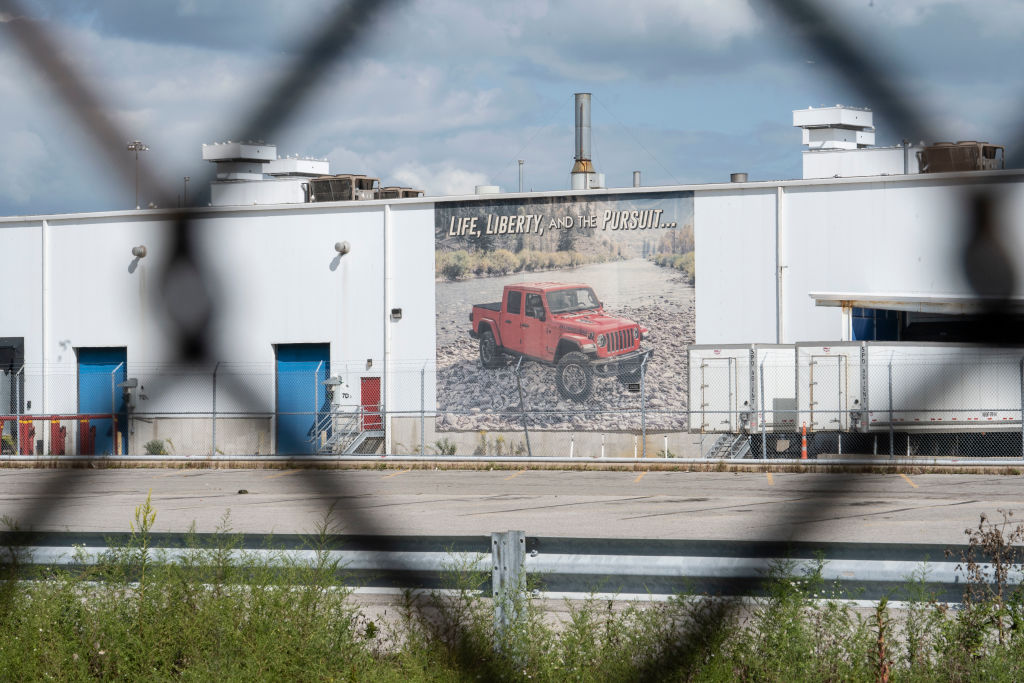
[475,302,501,312]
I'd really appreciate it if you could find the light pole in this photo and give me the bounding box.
[126,140,149,209]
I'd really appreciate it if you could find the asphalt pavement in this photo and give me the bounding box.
[0,468,1020,544]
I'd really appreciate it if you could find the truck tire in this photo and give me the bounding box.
[556,351,593,402]
[479,329,504,368]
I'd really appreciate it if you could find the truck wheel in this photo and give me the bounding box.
[479,329,504,368]
[556,352,593,402]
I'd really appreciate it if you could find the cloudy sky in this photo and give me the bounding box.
[1,0,1023,215]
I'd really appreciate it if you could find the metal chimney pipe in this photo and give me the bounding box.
[571,93,595,189]
[633,171,641,187]
[575,93,591,162]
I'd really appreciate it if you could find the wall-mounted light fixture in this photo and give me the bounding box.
[366,358,373,369]
[131,245,147,259]
[335,241,350,256]
[391,307,402,321]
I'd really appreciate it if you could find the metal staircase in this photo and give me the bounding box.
[705,433,751,459]
[311,406,384,455]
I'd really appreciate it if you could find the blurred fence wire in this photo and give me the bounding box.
[3,0,1024,677]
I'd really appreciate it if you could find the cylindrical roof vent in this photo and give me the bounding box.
[633,171,641,187]
[730,172,748,183]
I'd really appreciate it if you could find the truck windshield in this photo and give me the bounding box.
[546,287,599,314]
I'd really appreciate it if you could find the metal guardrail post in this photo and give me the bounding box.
[491,530,525,649]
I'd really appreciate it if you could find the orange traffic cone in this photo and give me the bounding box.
[800,423,808,460]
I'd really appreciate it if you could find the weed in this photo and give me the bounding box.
[431,437,457,455]
[143,439,167,455]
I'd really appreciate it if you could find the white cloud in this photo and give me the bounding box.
[392,162,489,196]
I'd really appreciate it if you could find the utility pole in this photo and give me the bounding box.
[126,140,149,209]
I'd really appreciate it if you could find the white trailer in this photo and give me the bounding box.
[863,342,1024,433]
[796,342,865,433]
[687,345,796,434]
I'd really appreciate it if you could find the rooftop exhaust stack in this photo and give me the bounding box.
[571,93,603,190]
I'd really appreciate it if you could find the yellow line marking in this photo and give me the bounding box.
[900,473,918,489]
[383,469,411,479]
[634,471,647,483]
[264,469,301,480]
[766,472,774,486]
[504,470,528,480]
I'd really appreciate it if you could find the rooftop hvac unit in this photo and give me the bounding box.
[918,141,1005,173]
[307,174,380,202]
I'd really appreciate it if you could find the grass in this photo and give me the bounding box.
[5,502,1024,680]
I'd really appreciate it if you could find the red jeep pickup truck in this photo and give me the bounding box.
[469,282,651,402]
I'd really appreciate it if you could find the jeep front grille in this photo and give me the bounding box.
[606,328,633,353]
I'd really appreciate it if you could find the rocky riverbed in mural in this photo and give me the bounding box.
[435,258,693,431]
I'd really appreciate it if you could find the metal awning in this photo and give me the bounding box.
[809,292,1024,315]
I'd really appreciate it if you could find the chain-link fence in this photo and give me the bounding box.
[692,344,1024,459]
[5,0,1024,677]
[6,348,1024,459]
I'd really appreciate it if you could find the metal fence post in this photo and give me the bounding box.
[760,362,767,459]
[212,362,219,456]
[641,354,650,458]
[513,357,532,457]
[491,530,526,650]
[888,356,894,459]
[14,365,24,455]
[111,361,124,455]
[420,363,425,455]
[1019,358,1023,459]
[837,358,843,456]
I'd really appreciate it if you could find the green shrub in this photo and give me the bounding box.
[143,439,167,455]
[487,249,519,275]
[438,249,471,280]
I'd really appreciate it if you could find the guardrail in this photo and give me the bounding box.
[0,530,985,605]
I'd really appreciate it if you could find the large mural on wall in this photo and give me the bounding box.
[434,191,694,433]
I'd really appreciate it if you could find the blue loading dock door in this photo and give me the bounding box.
[77,347,127,455]
[275,344,330,454]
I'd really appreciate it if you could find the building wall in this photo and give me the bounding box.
[5,171,1024,452]
[0,200,437,448]
[693,172,1024,345]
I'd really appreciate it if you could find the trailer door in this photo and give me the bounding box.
[808,355,849,431]
[698,356,739,432]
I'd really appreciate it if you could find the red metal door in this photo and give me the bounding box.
[361,377,381,430]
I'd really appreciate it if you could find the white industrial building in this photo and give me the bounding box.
[1,103,1020,456]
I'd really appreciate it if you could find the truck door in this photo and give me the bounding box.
[501,289,523,350]
[522,292,548,359]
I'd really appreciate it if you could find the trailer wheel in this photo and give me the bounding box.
[556,352,593,402]
[479,329,504,368]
